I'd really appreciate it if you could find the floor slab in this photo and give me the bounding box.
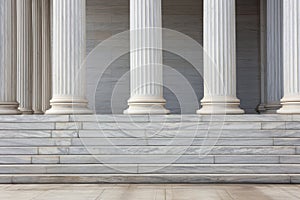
[0,184,299,200]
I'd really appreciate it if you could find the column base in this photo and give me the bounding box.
[0,102,21,115]
[124,97,170,115]
[260,103,282,114]
[277,96,300,114]
[19,109,34,115]
[33,111,45,115]
[197,97,244,115]
[46,98,92,115]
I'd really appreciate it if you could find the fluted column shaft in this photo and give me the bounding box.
[41,0,51,113]
[32,0,43,114]
[125,0,169,115]
[278,0,300,114]
[46,0,91,115]
[17,0,33,114]
[198,0,244,115]
[263,0,283,113]
[0,0,20,114]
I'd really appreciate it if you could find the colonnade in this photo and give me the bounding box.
[0,0,299,115]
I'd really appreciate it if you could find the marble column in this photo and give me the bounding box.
[278,0,300,114]
[32,0,43,114]
[0,0,20,115]
[197,0,244,115]
[46,0,91,115]
[17,0,33,114]
[124,0,170,115]
[41,0,51,112]
[261,0,283,113]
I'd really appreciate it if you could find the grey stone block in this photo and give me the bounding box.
[60,155,214,164]
[52,130,79,138]
[0,138,71,147]
[262,122,286,130]
[32,156,60,164]
[46,164,138,174]
[138,164,300,174]
[38,147,69,155]
[10,174,291,184]
[201,115,292,122]
[70,115,149,122]
[215,155,279,164]
[0,156,31,164]
[286,122,300,130]
[291,175,300,183]
[280,156,300,164]
[0,115,69,123]
[67,146,296,155]
[0,123,54,130]
[0,165,46,173]
[274,138,300,146]
[0,147,37,155]
[56,122,82,130]
[0,131,51,138]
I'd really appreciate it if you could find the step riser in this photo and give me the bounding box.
[6,155,300,164]
[1,174,297,184]
[0,122,299,130]
[0,165,299,174]
[0,146,297,155]
[2,130,300,138]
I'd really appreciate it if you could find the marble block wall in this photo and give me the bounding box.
[86,0,261,114]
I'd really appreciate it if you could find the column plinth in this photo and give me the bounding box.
[278,0,300,114]
[46,0,91,115]
[0,0,20,115]
[197,0,244,115]
[125,0,169,115]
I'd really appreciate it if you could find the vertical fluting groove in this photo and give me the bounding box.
[46,0,90,114]
[199,0,243,114]
[41,0,51,112]
[264,0,283,110]
[126,0,169,114]
[17,0,33,114]
[32,0,43,113]
[0,0,19,114]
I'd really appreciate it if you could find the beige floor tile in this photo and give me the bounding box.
[0,184,299,200]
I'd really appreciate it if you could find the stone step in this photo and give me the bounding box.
[0,164,299,174]
[0,146,300,156]
[0,121,300,131]
[0,138,286,146]
[76,130,300,138]
[0,146,297,155]
[2,130,300,139]
[0,137,300,146]
[3,155,300,164]
[2,155,300,164]
[0,174,298,184]
[0,114,299,123]
[40,146,298,155]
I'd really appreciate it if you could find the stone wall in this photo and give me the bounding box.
[86,0,261,114]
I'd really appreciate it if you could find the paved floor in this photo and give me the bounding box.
[0,184,300,200]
